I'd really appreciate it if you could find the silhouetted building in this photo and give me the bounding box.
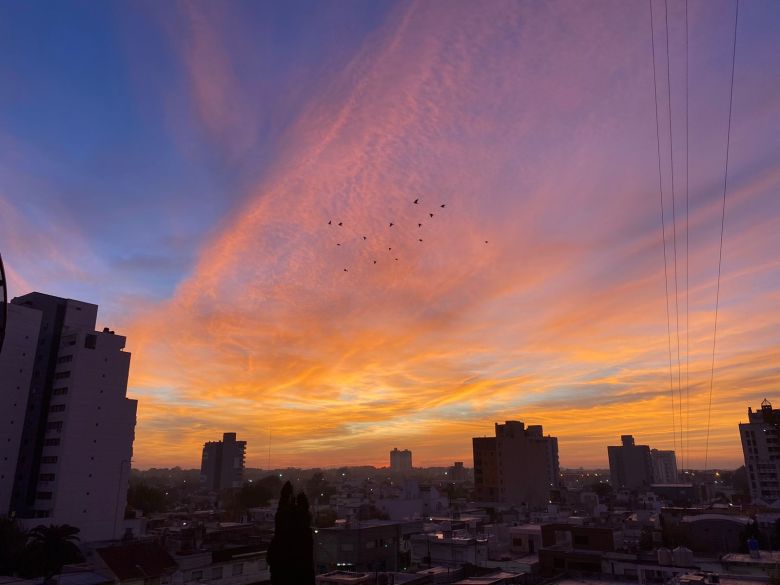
[449,461,467,482]
[389,448,412,473]
[740,399,780,505]
[200,432,246,491]
[608,435,653,490]
[0,292,137,542]
[651,449,679,483]
[0,303,41,514]
[472,421,560,508]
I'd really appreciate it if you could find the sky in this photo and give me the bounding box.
[1,0,779,470]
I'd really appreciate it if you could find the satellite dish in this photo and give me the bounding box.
[0,253,6,355]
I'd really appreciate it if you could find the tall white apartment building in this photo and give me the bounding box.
[0,293,137,542]
[740,399,780,506]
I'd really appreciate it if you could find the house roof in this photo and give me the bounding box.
[97,543,177,580]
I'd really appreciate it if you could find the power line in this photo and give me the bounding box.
[664,0,685,469]
[684,0,691,473]
[650,0,677,456]
[704,0,739,471]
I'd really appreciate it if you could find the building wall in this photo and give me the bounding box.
[608,436,654,490]
[474,421,559,508]
[740,401,780,504]
[201,433,246,491]
[390,449,412,473]
[651,450,679,484]
[44,328,136,542]
[0,304,41,514]
[473,437,498,501]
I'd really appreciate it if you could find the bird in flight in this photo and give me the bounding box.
[373,260,377,264]
[338,222,343,226]
[328,220,332,225]
[336,243,341,246]
[440,204,446,208]
[394,258,398,261]
[484,240,489,244]
[418,223,422,228]
[362,236,367,240]
[343,268,348,272]
[418,238,423,242]
[413,198,419,204]
[389,222,394,227]
[429,213,434,218]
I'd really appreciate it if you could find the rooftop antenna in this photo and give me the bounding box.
[0,252,7,355]
[267,428,272,471]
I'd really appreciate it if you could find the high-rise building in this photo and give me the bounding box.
[651,449,679,484]
[607,435,654,490]
[0,304,41,514]
[389,448,412,473]
[0,293,137,542]
[200,432,246,491]
[739,399,780,505]
[472,421,560,508]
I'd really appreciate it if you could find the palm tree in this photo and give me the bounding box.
[20,524,84,581]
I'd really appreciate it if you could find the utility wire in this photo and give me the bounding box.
[704,0,739,471]
[684,0,691,474]
[664,0,685,469]
[650,0,677,456]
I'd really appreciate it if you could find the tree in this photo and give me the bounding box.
[127,481,167,515]
[19,524,84,581]
[0,517,26,575]
[267,482,314,585]
[305,471,335,504]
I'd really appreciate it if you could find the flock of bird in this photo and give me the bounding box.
[328,198,488,272]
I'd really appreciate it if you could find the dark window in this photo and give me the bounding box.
[49,404,66,413]
[85,334,97,349]
[53,387,68,396]
[574,534,589,546]
[40,456,58,464]
[39,474,55,481]
[54,372,70,380]
[45,422,63,432]
[36,492,53,500]
[57,355,73,364]
[44,438,60,447]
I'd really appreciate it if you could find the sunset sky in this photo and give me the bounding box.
[1,0,779,470]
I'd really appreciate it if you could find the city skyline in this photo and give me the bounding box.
[2,1,779,470]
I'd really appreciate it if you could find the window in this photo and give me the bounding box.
[57,355,73,364]
[50,404,66,413]
[36,492,53,500]
[41,456,58,464]
[45,422,63,432]
[54,372,70,380]
[231,564,243,576]
[39,473,55,481]
[53,387,68,396]
[211,567,223,580]
[85,334,97,349]
[44,438,60,446]
[191,570,203,581]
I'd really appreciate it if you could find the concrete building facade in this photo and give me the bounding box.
[200,432,246,491]
[0,292,137,542]
[651,449,679,484]
[0,304,41,514]
[472,421,560,508]
[389,448,412,473]
[607,435,654,491]
[740,399,780,505]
